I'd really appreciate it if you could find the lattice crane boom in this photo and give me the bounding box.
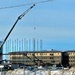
[0,4,35,49]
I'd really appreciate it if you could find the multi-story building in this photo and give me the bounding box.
[9,50,62,66]
[62,51,75,67]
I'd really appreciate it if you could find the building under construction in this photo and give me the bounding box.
[9,50,62,66]
[0,2,75,68]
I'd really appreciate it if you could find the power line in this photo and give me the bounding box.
[35,0,53,4]
[0,3,31,10]
[0,0,53,10]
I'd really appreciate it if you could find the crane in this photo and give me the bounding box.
[0,4,35,49]
[0,3,46,66]
[0,3,44,66]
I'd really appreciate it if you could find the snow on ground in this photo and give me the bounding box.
[6,67,75,75]
[6,69,48,75]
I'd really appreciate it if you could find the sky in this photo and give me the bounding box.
[0,0,75,52]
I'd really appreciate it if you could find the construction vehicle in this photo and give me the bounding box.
[0,4,35,64]
[0,3,45,66]
[0,4,35,49]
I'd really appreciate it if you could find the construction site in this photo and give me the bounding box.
[0,0,75,75]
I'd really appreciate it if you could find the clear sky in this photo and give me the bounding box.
[0,0,75,52]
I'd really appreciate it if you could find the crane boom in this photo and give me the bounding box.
[0,4,35,48]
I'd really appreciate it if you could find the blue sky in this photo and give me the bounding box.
[0,0,75,52]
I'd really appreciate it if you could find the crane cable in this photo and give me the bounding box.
[0,0,53,10]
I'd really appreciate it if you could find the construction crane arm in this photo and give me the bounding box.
[18,4,35,20]
[0,4,35,48]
